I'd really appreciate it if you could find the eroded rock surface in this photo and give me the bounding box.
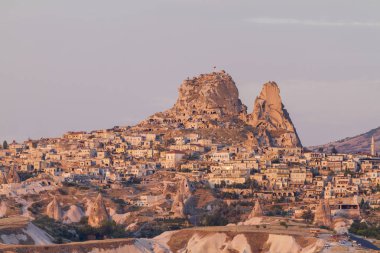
[248,199,264,219]
[6,167,21,184]
[171,178,193,218]
[139,71,301,148]
[46,197,63,221]
[88,193,110,227]
[314,199,332,228]
[247,82,302,147]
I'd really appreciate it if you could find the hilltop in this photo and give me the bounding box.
[309,126,380,154]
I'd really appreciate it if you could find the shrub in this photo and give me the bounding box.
[301,209,314,224]
[200,213,228,226]
[280,221,288,229]
[349,220,380,240]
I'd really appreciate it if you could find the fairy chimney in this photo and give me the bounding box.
[249,199,264,219]
[88,193,110,227]
[46,197,63,221]
[247,82,302,147]
[6,167,21,184]
[170,178,192,218]
[0,171,7,184]
[314,199,332,228]
[171,192,186,218]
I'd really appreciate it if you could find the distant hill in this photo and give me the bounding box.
[309,127,380,154]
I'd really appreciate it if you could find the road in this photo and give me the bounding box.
[350,233,380,251]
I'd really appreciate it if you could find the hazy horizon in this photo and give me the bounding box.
[1,0,380,146]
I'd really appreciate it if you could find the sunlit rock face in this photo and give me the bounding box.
[46,197,63,221]
[6,167,21,184]
[63,205,84,224]
[314,199,332,228]
[88,193,110,228]
[171,178,193,218]
[0,230,324,253]
[247,82,302,147]
[139,71,301,148]
[141,71,248,130]
[171,70,247,118]
[248,199,264,219]
[0,171,7,184]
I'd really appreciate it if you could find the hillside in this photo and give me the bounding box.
[309,127,380,154]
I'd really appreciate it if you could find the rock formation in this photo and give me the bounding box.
[0,171,7,184]
[46,196,63,221]
[171,178,193,218]
[63,205,84,224]
[247,82,302,147]
[88,193,110,227]
[314,199,332,228]
[179,177,192,198]
[6,167,21,184]
[171,71,246,118]
[139,71,301,148]
[0,230,324,253]
[142,71,247,130]
[171,191,186,218]
[0,201,7,218]
[248,199,264,219]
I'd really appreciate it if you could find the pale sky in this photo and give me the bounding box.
[1,0,379,146]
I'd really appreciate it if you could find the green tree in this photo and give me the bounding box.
[301,209,314,224]
[2,140,8,149]
[359,199,370,210]
[280,221,288,229]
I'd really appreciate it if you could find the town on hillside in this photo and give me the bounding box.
[0,71,379,252]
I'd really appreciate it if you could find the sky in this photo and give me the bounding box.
[1,0,379,146]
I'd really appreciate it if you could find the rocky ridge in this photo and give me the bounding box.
[0,229,324,253]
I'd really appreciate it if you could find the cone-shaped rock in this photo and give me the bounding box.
[63,205,84,224]
[6,167,21,184]
[0,201,8,218]
[88,193,110,227]
[46,197,63,221]
[0,171,7,184]
[171,192,186,218]
[179,178,192,198]
[249,199,264,219]
[170,178,192,218]
[314,199,332,228]
[248,82,302,147]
